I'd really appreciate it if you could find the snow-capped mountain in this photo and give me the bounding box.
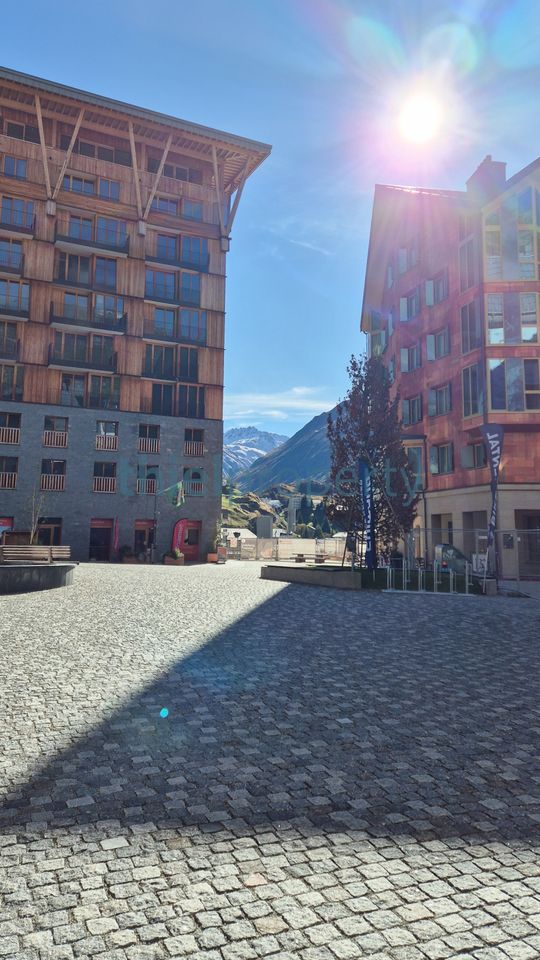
[223,427,289,478]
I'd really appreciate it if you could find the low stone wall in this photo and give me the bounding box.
[261,565,361,590]
[0,563,76,595]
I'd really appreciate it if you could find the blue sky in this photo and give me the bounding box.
[3,0,540,434]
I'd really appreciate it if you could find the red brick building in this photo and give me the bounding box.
[361,157,540,578]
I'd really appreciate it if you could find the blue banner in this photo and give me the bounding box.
[480,424,504,549]
[359,459,377,571]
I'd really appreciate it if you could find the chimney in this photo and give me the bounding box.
[466,156,507,205]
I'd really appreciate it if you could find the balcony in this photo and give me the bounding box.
[0,339,20,362]
[136,478,157,495]
[144,287,201,308]
[49,303,127,334]
[138,437,160,454]
[0,471,17,489]
[93,476,116,493]
[185,480,204,496]
[143,319,206,346]
[146,252,209,273]
[40,473,65,492]
[96,434,118,451]
[48,344,117,373]
[184,440,204,457]
[0,249,23,276]
[0,426,20,444]
[0,300,29,322]
[43,430,68,448]
[55,222,129,257]
[141,363,177,382]
[0,209,35,237]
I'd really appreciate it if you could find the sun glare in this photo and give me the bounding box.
[398,91,442,143]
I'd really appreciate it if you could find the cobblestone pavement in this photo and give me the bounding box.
[1,561,540,960]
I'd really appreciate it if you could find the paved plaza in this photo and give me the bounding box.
[1,561,540,960]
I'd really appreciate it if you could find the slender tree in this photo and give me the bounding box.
[327,355,418,552]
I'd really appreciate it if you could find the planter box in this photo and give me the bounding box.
[121,557,138,564]
[164,555,184,566]
[207,553,218,563]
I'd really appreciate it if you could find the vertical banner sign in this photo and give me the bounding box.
[359,459,377,571]
[480,424,504,548]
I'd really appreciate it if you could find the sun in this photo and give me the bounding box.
[398,91,443,143]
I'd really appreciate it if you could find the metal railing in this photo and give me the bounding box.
[48,344,117,373]
[49,302,127,333]
[0,339,20,361]
[95,434,118,451]
[0,426,20,444]
[40,473,65,491]
[43,430,68,448]
[55,220,129,254]
[93,476,116,493]
[0,249,23,273]
[0,209,35,233]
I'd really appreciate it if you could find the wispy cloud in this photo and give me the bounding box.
[224,385,335,424]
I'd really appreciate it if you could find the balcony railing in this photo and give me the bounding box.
[43,430,68,448]
[0,471,17,489]
[93,476,116,493]
[144,287,201,307]
[0,339,20,361]
[0,209,35,235]
[184,440,204,457]
[185,480,204,496]
[96,434,118,451]
[40,473,65,492]
[146,252,209,272]
[0,249,23,274]
[48,344,117,373]
[143,319,206,345]
[49,303,127,334]
[0,299,29,320]
[138,437,160,454]
[142,364,177,381]
[55,222,129,255]
[0,426,20,444]
[136,478,157,495]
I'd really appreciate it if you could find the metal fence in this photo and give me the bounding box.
[403,527,540,586]
[226,537,348,563]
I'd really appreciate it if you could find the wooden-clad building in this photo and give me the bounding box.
[0,67,270,560]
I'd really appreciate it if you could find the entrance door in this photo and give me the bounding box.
[89,519,113,561]
[134,520,155,561]
[37,517,62,546]
[172,519,201,561]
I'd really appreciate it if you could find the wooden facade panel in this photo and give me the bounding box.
[208,240,225,276]
[119,376,142,413]
[24,239,54,281]
[118,258,145,298]
[23,364,59,405]
[199,347,224,386]
[117,336,144,377]
[126,298,144,338]
[201,274,225,313]
[206,312,225,349]
[205,385,223,421]
[20,322,50,365]
[29,281,51,324]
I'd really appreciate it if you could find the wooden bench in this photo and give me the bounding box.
[0,545,71,564]
[293,554,327,564]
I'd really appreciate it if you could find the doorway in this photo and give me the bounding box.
[89,519,113,561]
[134,520,155,561]
[172,519,201,561]
[37,517,62,546]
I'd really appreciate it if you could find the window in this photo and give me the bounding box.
[518,294,537,344]
[41,459,66,476]
[485,227,501,279]
[388,355,395,384]
[430,443,454,475]
[146,269,175,301]
[489,357,540,411]
[56,253,90,286]
[1,197,33,230]
[386,262,393,289]
[461,301,481,353]
[426,327,450,361]
[139,423,160,440]
[185,428,203,443]
[518,229,535,279]
[94,295,124,324]
[90,335,114,368]
[96,217,126,248]
[53,331,88,363]
[179,309,206,343]
[93,461,116,477]
[402,395,422,426]
[68,216,92,241]
[147,156,203,184]
[462,363,481,417]
[153,308,175,337]
[0,455,18,485]
[180,271,201,306]
[0,322,17,359]
[151,196,178,216]
[400,287,420,321]
[406,446,423,491]
[95,258,117,292]
[156,234,178,262]
[425,271,448,306]
[137,463,159,492]
[0,279,29,314]
[63,174,95,195]
[183,467,204,495]
[98,179,120,201]
[3,156,26,179]
[151,382,174,416]
[525,359,540,410]
[5,120,39,143]
[0,364,23,401]
[179,347,198,382]
[487,294,504,345]
[428,383,452,417]
[96,420,118,436]
[60,135,131,167]
[60,373,85,407]
[181,236,208,269]
[459,239,475,291]
[400,342,421,373]
[144,344,175,379]
[459,211,474,240]
[89,376,120,410]
[63,292,89,321]
[44,416,68,433]
[182,200,203,222]
[178,384,205,418]
[518,187,533,224]
[461,442,487,469]
[0,411,20,428]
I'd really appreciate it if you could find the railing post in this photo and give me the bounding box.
[433,560,438,593]
[465,561,470,595]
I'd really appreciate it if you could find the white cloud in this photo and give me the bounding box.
[224,386,335,423]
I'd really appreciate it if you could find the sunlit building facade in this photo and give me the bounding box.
[362,156,540,578]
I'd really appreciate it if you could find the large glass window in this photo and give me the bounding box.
[68,216,92,241]
[0,364,23,401]
[178,384,205,418]
[459,239,475,291]
[95,258,117,291]
[151,196,178,216]
[428,383,452,417]
[461,301,481,353]
[53,331,87,363]
[89,376,120,410]
[520,293,538,343]
[3,156,26,179]
[182,199,203,221]
[181,236,208,268]
[429,443,454,475]
[60,373,85,407]
[63,293,89,321]
[146,269,175,301]
[179,347,198,382]
[56,253,90,286]
[0,279,29,313]
[151,382,174,416]
[156,234,178,262]
[153,308,175,337]
[179,309,206,343]
[98,179,120,201]
[144,344,175,379]
[0,322,17,357]
[63,175,94,195]
[96,217,126,248]
[0,239,22,271]
[1,196,33,229]
[487,294,504,345]
[463,363,481,417]
[402,395,422,426]
[524,359,540,410]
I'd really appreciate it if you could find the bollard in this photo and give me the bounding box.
[465,562,470,595]
[433,561,439,593]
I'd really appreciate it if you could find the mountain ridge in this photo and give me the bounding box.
[223,426,289,478]
[234,408,335,492]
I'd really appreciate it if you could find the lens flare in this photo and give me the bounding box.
[398,92,443,143]
[159,707,169,718]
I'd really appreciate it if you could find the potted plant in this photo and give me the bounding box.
[163,548,184,566]
[207,522,220,563]
[119,544,138,564]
